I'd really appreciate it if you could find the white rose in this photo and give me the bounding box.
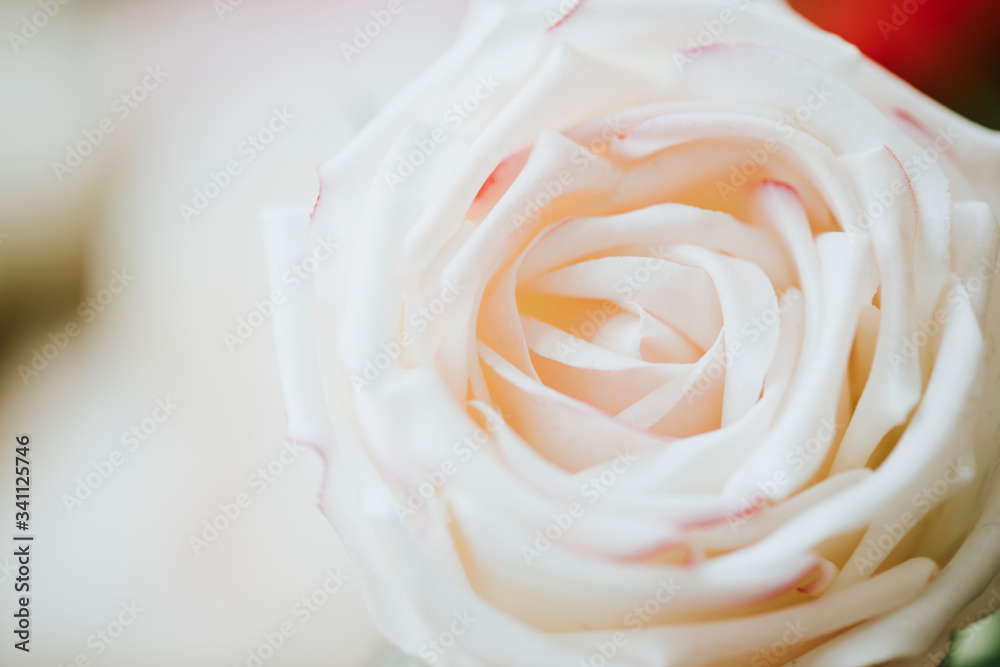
[264,0,1000,665]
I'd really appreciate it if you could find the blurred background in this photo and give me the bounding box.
[791,0,1000,130]
[0,0,997,665]
[0,1,465,665]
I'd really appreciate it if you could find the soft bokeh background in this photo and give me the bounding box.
[791,0,1000,130]
[0,0,997,665]
[0,1,463,665]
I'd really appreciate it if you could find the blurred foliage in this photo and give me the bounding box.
[945,612,1000,667]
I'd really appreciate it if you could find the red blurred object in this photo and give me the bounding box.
[790,0,1000,128]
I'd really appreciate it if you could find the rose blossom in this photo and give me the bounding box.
[263,0,1000,665]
